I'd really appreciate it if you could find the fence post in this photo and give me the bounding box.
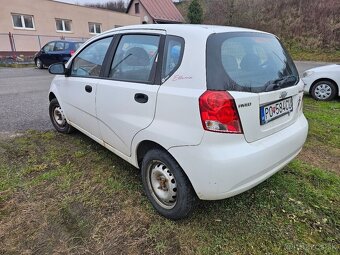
[8,32,16,59]
[37,35,42,49]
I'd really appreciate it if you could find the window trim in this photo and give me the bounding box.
[68,36,115,79]
[161,35,185,83]
[89,22,102,35]
[55,18,72,33]
[11,13,35,30]
[102,33,165,85]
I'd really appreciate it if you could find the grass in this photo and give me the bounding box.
[289,48,340,62]
[0,97,339,254]
[0,63,35,68]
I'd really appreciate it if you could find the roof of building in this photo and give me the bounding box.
[126,0,185,23]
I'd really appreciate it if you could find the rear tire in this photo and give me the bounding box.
[35,58,43,69]
[49,98,74,134]
[311,80,337,101]
[141,149,196,220]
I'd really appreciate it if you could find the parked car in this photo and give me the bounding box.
[302,64,340,101]
[34,40,83,69]
[48,25,308,219]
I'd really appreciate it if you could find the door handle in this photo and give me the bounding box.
[134,93,148,103]
[85,85,92,93]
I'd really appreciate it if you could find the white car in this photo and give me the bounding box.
[48,24,308,219]
[302,64,340,101]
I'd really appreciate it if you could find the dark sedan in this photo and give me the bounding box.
[34,40,83,69]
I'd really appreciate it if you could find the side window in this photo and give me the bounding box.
[54,42,65,51]
[109,34,160,83]
[162,36,184,81]
[64,43,70,50]
[71,37,112,77]
[43,42,55,52]
[75,42,82,50]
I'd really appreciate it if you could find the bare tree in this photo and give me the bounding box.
[202,0,340,50]
[86,0,126,13]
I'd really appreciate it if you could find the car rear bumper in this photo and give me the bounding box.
[168,114,308,200]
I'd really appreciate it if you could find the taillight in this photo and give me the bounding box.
[199,90,243,134]
[70,50,75,55]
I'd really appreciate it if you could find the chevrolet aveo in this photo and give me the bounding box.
[48,25,308,219]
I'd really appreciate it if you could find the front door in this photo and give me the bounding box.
[40,41,55,66]
[96,33,164,156]
[58,36,113,139]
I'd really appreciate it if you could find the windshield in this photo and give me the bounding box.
[206,32,299,92]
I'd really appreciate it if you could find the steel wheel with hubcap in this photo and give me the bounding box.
[49,98,74,133]
[311,80,337,101]
[146,160,178,209]
[141,149,196,220]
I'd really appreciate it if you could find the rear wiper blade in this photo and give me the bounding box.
[264,75,298,92]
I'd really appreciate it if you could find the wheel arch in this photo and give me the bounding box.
[49,92,57,102]
[310,78,338,95]
[136,140,167,169]
[135,140,199,198]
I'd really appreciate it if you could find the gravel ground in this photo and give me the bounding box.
[0,67,53,132]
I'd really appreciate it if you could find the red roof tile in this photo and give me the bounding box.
[128,0,185,23]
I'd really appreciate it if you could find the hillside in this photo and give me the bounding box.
[176,0,340,61]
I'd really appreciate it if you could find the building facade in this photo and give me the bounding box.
[126,0,184,24]
[0,0,140,55]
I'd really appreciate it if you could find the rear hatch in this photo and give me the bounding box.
[206,31,302,142]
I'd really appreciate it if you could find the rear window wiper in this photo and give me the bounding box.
[264,75,298,92]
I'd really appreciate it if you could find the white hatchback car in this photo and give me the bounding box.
[48,24,308,219]
[302,64,340,101]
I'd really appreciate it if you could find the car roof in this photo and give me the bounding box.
[101,24,272,38]
[50,40,83,43]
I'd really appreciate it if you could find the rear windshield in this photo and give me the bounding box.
[206,32,299,93]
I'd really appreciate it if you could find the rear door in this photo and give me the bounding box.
[96,31,165,156]
[40,41,55,65]
[53,41,66,63]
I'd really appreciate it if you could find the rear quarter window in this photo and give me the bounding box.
[162,35,184,82]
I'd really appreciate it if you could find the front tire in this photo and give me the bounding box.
[35,58,43,69]
[49,98,74,134]
[311,80,337,101]
[141,149,196,220]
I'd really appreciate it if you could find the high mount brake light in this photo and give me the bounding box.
[199,91,243,134]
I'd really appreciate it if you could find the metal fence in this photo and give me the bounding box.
[0,32,89,63]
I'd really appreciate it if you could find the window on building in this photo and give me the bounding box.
[89,23,102,34]
[12,14,34,29]
[135,3,140,14]
[55,19,72,32]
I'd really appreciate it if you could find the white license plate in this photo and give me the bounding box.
[260,97,293,125]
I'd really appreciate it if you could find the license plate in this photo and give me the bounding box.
[260,97,293,125]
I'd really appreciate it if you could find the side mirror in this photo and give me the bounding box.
[49,63,66,75]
